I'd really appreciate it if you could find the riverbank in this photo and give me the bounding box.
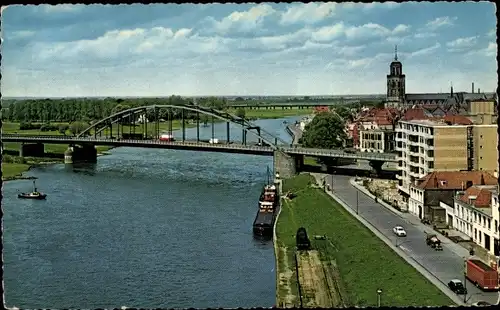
[275,174,454,307]
[1,147,114,181]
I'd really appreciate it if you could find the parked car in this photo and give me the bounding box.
[393,226,407,237]
[448,279,467,295]
[472,301,492,307]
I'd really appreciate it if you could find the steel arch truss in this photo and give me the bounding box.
[77,104,288,149]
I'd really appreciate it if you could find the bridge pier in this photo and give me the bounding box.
[64,144,97,164]
[19,143,44,157]
[273,151,303,179]
[369,160,384,176]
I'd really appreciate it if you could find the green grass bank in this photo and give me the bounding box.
[275,174,454,307]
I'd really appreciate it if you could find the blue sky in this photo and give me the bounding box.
[1,2,497,97]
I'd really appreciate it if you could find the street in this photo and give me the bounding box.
[325,174,500,305]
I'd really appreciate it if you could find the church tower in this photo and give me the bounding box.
[386,45,406,107]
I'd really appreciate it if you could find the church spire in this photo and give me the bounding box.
[394,45,398,61]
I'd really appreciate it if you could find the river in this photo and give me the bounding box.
[2,116,303,309]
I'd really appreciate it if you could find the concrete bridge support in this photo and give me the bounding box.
[19,143,44,157]
[64,144,97,164]
[369,160,384,176]
[273,151,304,179]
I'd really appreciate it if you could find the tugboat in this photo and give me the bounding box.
[18,180,47,200]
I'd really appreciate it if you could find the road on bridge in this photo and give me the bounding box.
[325,175,500,306]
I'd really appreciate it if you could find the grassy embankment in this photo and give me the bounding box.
[275,174,454,307]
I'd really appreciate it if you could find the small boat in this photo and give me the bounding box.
[18,180,47,200]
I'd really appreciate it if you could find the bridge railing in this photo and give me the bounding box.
[1,134,397,161]
[1,134,275,151]
[283,147,397,161]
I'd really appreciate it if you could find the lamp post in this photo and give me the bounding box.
[463,257,468,304]
[356,189,359,214]
[377,289,382,307]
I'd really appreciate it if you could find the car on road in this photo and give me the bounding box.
[393,226,407,237]
[448,279,467,295]
[472,301,492,307]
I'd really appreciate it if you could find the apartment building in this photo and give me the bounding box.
[409,171,497,221]
[439,185,500,258]
[357,108,398,153]
[396,116,498,197]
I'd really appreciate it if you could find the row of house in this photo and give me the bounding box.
[343,46,500,264]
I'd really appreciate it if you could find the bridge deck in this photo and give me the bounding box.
[1,135,397,162]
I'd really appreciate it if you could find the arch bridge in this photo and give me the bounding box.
[78,104,289,147]
[3,104,397,178]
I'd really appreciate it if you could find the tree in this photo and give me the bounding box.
[69,121,90,136]
[199,114,209,127]
[58,124,69,135]
[335,106,353,122]
[235,108,246,119]
[299,112,347,149]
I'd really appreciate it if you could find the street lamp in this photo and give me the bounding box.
[356,189,359,214]
[377,289,382,307]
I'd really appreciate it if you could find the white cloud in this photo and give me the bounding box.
[487,28,495,37]
[410,43,441,57]
[467,42,497,57]
[393,24,410,34]
[279,2,337,25]
[211,4,276,34]
[4,3,496,97]
[344,23,409,40]
[8,30,35,39]
[342,2,401,11]
[414,32,437,39]
[446,36,478,51]
[425,16,457,30]
[310,23,345,42]
[42,4,83,13]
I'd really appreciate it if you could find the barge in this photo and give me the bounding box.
[253,184,279,237]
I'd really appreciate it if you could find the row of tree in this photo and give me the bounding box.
[0,96,238,123]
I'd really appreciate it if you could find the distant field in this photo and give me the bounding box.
[228,108,313,119]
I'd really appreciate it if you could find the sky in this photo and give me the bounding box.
[1,2,497,97]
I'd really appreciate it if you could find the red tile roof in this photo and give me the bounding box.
[415,171,497,190]
[457,186,494,207]
[402,107,428,121]
[358,107,399,126]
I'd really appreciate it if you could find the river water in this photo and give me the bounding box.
[2,116,302,309]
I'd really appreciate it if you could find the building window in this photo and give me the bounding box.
[495,220,498,233]
[488,219,491,230]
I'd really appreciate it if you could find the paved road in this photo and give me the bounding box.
[325,174,500,305]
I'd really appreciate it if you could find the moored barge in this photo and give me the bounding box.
[253,184,279,237]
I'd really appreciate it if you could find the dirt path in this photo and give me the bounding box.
[296,250,333,308]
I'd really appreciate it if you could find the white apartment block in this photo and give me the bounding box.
[395,120,437,195]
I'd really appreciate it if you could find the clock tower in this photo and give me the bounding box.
[386,45,406,107]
